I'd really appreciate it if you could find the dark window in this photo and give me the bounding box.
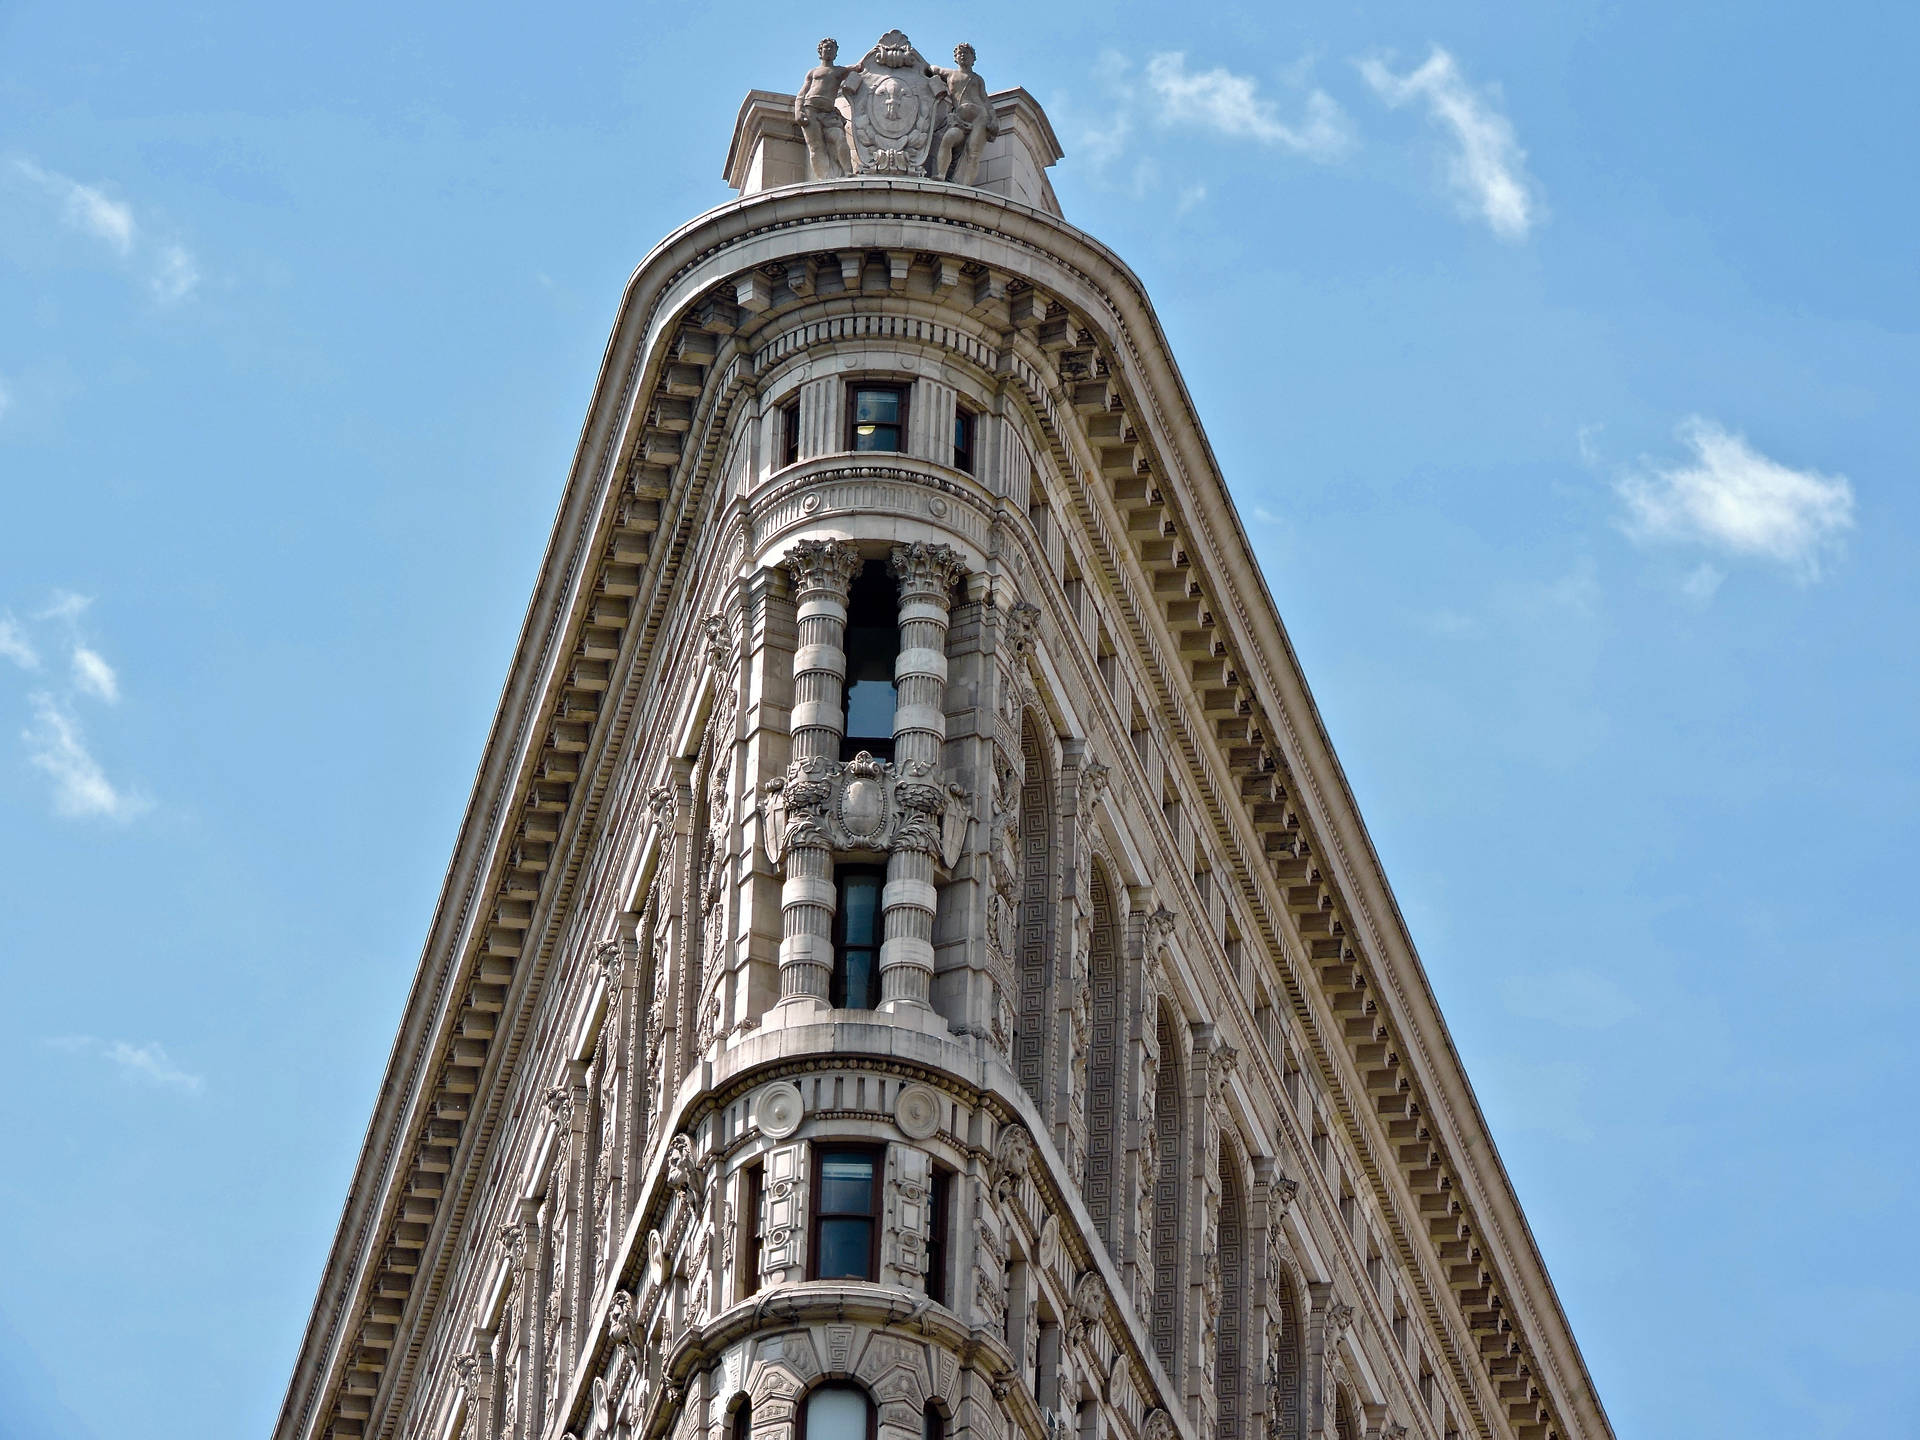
[742,1162,765,1297]
[953,408,976,474]
[847,384,906,453]
[926,1167,951,1305]
[840,561,898,761]
[732,1400,754,1440]
[830,868,883,1010]
[781,398,801,468]
[810,1148,880,1281]
[923,1407,945,1440]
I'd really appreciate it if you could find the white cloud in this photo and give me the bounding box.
[71,646,119,702]
[1360,47,1540,240]
[0,614,36,669]
[1502,969,1637,1029]
[1617,417,1854,581]
[1145,53,1352,160]
[151,243,200,304]
[36,590,92,623]
[48,1035,203,1094]
[1175,182,1209,215]
[0,375,12,422]
[13,158,136,254]
[22,693,146,820]
[9,158,200,303]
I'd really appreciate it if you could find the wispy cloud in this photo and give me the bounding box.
[1360,47,1541,240]
[0,375,12,423]
[8,157,200,302]
[151,243,200,305]
[0,614,37,669]
[13,158,136,254]
[1616,417,1854,581]
[48,1036,204,1094]
[23,694,146,819]
[1145,53,1353,160]
[72,646,119,702]
[37,590,92,623]
[3,591,146,818]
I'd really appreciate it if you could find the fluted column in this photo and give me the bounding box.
[776,539,860,1003]
[878,541,968,1008]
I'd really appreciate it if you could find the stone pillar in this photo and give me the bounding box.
[879,541,968,1008]
[776,539,860,1003]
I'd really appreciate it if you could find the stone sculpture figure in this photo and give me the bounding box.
[932,43,996,185]
[793,38,854,180]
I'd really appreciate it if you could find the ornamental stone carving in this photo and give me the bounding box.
[789,32,997,184]
[991,1123,1033,1202]
[793,39,856,180]
[931,44,996,185]
[894,1083,941,1139]
[844,31,942,176]
[1005,601,1040,663]
[762,753,966,868]
[754,1081,806,1139]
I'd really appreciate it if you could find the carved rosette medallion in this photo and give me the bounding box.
[894,1083,941,1139]
[754,1080,806,1139]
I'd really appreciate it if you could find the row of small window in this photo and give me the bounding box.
[739,1145,953,1297]
[778,385,977,474]
[730,1385,945,1440]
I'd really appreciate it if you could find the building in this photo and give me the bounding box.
[275,31,1614,1440]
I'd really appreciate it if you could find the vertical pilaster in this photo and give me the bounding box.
[777,539,860,1004]
[740,566,795,1027]
[880,541,967,1008]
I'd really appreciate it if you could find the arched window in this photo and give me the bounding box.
[801,1385,875,1440]
[1014,715,1055,1115]
[730,1397,753,1440]
[1083,863,1122,1251]
[1218,1150,1247,1440]
[1151,1004,1186,1384]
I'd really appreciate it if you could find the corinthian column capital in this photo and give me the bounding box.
[784,538,861,603]
[889,540,968,604]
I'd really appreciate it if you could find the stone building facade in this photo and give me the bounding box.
[275,33,1614,1440]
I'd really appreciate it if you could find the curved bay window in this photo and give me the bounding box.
[840,561,898,761]
[830,866,883,1010]
[810,1148,880,1281]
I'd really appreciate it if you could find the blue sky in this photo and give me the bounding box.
[1,2,1914,1436]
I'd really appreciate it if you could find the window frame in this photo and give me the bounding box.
[797,1384,878,1440]
[952,406,976,474]
[808,1144,884,1283]
[829,865,886,1011]
[780,396,802,469]
[740,1160,765,1299]
[925,1165,951,1305]
[844,381,910,454]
